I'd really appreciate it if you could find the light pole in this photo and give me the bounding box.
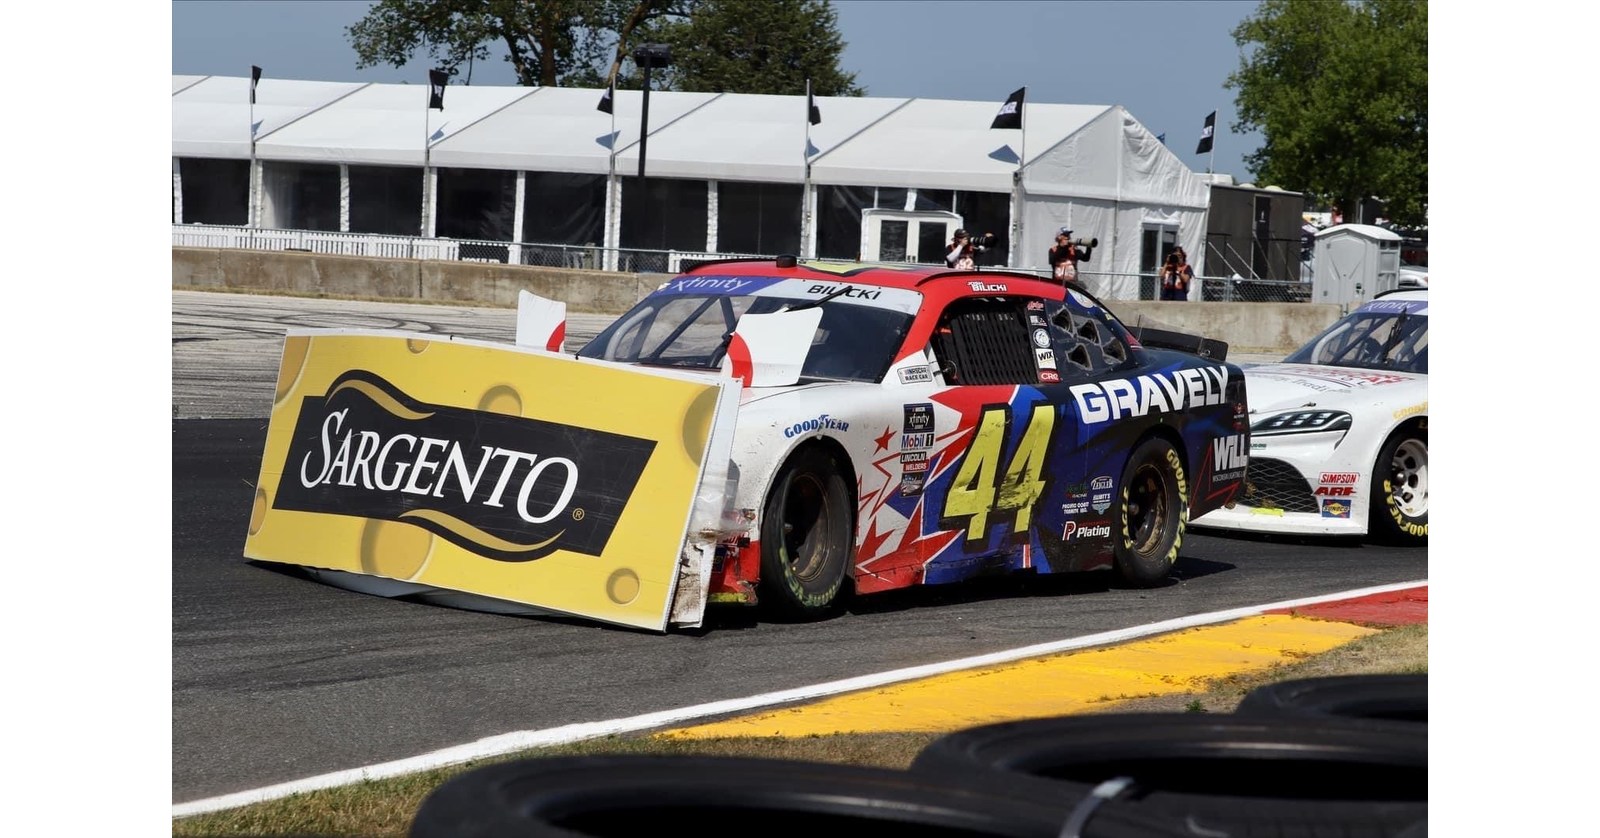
[633,44,672,255]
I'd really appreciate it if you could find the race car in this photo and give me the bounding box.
[1191,289,1427,545]
[245,257,1249,631]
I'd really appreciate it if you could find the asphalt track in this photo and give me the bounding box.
[170,291,1429,813]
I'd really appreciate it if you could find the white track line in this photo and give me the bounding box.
[173,579,1426,818]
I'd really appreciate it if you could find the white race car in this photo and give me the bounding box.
[1192,289,1427,545]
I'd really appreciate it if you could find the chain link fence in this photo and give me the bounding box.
[173,224,1315,303]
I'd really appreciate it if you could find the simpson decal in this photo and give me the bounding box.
[275,371,656,562]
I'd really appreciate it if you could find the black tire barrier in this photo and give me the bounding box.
[1235,674,1428,724]
[909,712,1427,837]
[407,753,1204,838]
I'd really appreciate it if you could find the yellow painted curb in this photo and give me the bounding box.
[657,614,1375,739]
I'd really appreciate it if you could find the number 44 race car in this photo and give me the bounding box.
[244,258,1250,632]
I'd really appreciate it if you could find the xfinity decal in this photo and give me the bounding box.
[1069,366,1230,424]
[903,403,934,433]
[660,277,775,295]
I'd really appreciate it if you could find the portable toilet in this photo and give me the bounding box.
[1310,224,1402,310]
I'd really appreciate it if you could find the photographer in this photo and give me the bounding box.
[946,228,995,270]
[1159,250,1190,301]
[1048,227,1094,284]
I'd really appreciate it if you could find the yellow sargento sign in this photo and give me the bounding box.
[244,331,737,632]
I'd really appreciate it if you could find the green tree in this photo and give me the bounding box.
[346,0,861,98]
[643,0,862,96]
[347,0,696,88]
[1226,0,1427,225]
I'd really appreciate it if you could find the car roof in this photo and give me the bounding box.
[1374,287,1428,301]
[678,256,1072,301]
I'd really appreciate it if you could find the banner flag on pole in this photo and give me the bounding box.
[428,69,448,110]
[250,65,261,105]
[1195,110,1216,154]
[597,79,614,114]
[807,85,821,125]
[990,87,1025,130]
[1156,132,1166,146]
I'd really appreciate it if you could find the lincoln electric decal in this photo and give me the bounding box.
[245,331,731,632]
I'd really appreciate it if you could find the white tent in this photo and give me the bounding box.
[173,74,1211,297]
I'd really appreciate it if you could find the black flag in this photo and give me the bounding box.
[807,88,821,126]
[250,65,261,105]
[428,69,448,110]
[597,80,614,114]
[1195,110,1216,154]
[990,87,1024,130]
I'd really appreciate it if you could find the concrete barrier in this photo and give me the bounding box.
[172,247,1339,354]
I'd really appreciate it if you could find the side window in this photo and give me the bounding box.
[1046,298,1130,378]
[929,298,1039,385]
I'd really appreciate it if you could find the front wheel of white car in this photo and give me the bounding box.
[758,446,854,619]
[1370,429,1428,546]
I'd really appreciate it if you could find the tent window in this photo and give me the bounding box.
[817,185,873,260]
[875,187,908,210]
[260,161,340,232]
[523,171,605,246]
[349,165,422,236]
[953,190,1011,268]
[914,189,954,212]
[620,177,708,252]
[437,168,517,248]
[178,158,248,225]
[717,181,801,255]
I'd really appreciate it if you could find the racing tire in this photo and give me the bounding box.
[1235,674,1428,725]
[1113,437,1187,587]
[409,754,1133,838]
[1369,429,1428,546]
[758,446,853,619]
[907,713,1428,837]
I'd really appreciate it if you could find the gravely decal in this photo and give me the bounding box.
[1069,366,1230,424]
[275,370,656,562]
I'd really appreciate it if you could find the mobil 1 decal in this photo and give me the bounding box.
[275,370,656,562]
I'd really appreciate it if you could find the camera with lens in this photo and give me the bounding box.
[960,231,997,250]
[1069,236,1098,249]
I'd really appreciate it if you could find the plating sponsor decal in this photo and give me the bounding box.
[1320,472,1360,484]
[903,403,934,433]
[1394,401,1427,420]
[1315,485,1355,497]
[898,365,933,384]
[1069,366,1230,424]
[276,371,656,563]
[783,414,850,438]
[968,281,1008,292]
[1032,328,1051,348]
[1061,520,1112,539]
[806,283,881,300]
[1321,498,1352,518]
[900,450,929,474]
[1091,492,1113,514]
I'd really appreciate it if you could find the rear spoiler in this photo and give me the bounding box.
[1128,324,1229,362]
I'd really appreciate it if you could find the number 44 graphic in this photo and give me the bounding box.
[941,403,1055,543]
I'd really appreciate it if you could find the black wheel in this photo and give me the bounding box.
[1369,428,1428,546]
[1114,437,1187,586]
[907,713,1428,836]
[758,446,853,619]
[1235,674,1428,725]
[409,754,1105,838]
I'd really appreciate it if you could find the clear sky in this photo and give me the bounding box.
[171,0,1265,184]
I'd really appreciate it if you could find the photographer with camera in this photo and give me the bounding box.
[1159,249,1191,301]
[1048,227,1095,284]
[946,229,996,270]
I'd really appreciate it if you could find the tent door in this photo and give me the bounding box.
[861,209,962,264]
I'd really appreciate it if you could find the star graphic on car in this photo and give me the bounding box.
[873,425,894,453]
